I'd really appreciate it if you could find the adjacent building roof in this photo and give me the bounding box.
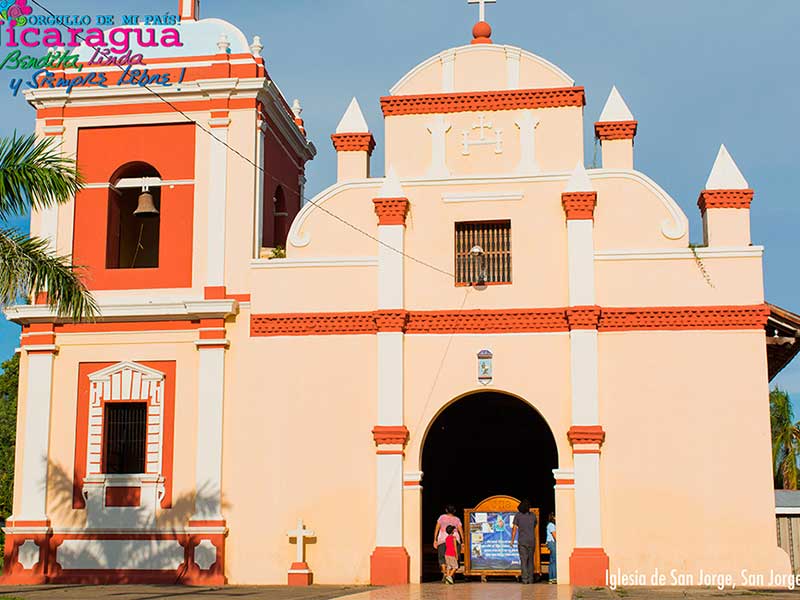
[776,490,800,513]
[767,304,800,382]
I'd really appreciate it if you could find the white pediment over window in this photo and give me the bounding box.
[83,360,167,528]
[89,361,165,387]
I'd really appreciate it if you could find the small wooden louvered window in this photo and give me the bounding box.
[454,220,512,285]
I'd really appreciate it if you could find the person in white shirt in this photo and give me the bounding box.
[546,513,557,583]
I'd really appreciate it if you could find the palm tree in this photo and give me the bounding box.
[0,134,97,319]
[770,387,800,489]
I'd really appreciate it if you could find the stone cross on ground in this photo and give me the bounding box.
[287,519,315,564]
[468,0,496,22]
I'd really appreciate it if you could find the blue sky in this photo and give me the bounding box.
[1,0,799,399]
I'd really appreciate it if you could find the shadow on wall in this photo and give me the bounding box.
[2,459,230,585]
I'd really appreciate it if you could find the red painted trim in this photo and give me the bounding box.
[573,449,601,454]
[331,132,375,154]
[373,198,410,226]
[599,304,769,331]
[2,530,227,585]
[227,293,251,303]
[562,192,597,220]
[204,286,227,300]
[38,98,258,120]
[251,311,377,336]
[20,332,56,346]
[566,306,601,330]
[568,425,606,446]
[372,425,410,447]
[5,520,50,528]
[569,547,609,586]
[104,487,140,507]
[594,120,638,140]
[374,310,409,332]
[57,321,198,333]
[250,305,769,336]
[380,87,585,116]
[204,286,251,303]
[406,309,568,334]
[697,189,754,212]
[74,124,195,291]
[72,361,176,509]
[288,562,313,586]
[188,519,226,528]
[370,546,410,585]
[376,450,405,455]
[555,478,575,485]
[403,480,421,486]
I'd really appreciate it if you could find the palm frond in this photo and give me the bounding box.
[0,228,97,320]
[0,133,83,220]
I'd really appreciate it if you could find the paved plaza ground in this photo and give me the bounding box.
[1,583,800,599]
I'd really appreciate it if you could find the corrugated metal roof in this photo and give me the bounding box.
[775,490,800,508]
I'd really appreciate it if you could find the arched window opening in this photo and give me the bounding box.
[107,162,161,269]
[273,185,288,247]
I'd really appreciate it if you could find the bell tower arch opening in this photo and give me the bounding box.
[107,162,162,269]
[419,391,558,580]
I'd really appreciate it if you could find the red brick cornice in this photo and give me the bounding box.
[599,304,769,331]
[568,425,605,446]
[562,192,597,220]
[594,120,638,140]
[697,189,754,213]
[251,312,376,336]
[406,309,568,334]
[250,305,770,336]
[331,132,376,154]
[372,425,410,446]
[374,310,409,332]
[380,87,585,116]
[566,306,601,330]
[373,198,410,226]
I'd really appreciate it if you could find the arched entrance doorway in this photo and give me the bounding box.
[420,391,558,581]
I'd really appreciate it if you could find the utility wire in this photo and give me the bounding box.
[27,0,455,280]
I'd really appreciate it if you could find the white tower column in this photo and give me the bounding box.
[562,164,609,585]
[17,346,57,522]
[191,330,228,524]
[370,170,411,585]
[206,115,230,289]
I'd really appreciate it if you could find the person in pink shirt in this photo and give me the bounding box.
[433,504,463,582]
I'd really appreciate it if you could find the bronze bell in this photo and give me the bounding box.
[133,190,159,218]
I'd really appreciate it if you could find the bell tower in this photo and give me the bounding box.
[28,4,316,297]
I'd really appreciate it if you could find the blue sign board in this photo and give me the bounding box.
[467,511,521,572]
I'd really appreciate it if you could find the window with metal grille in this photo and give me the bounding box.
[454,220,512,285]
[104,402,147,474]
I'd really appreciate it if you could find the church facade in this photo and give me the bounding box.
[1,0,790,587]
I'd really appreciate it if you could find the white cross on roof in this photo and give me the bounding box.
[468,0,496,22]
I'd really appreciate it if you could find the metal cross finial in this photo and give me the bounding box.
[468,0,496,22]
[287,519,315,564]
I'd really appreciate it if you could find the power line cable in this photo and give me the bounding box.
[27,0,455,280]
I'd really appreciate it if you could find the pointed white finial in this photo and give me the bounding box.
[250,35,263,57]
[335,97,369,134]
[377,167,405,198]
[564,162,594,192]
[292,99,303,119]
[705,144,749,189]
[216,33,230,53]
[599,86,634,122]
